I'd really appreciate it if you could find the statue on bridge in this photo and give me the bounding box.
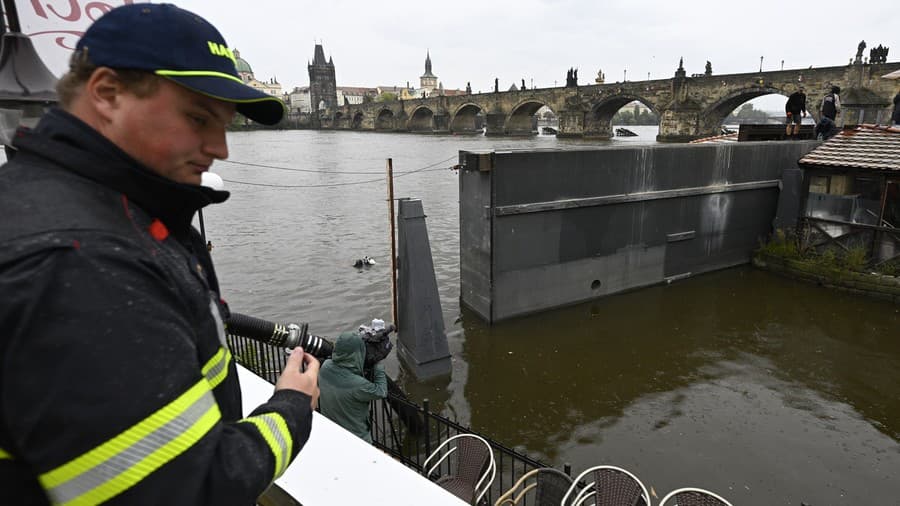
[855,40,866,63]
[595,69,605,84]
[494,78,499,93]
[705,61,712,76]
[466,82,472,94]
[565,67,578,87]
[869,44,889,64]
[521,79,527,91]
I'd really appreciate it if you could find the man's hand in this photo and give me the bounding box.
[275,347,320,410]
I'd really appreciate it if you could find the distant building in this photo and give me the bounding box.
[308,44,337,112]
[420,51,438,94]
[396,52,465,99]
[231,49,282,116]
[289,86,312,114]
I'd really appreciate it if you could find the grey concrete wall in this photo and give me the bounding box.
[459,141,819,323]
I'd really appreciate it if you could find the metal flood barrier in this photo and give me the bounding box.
[459,141,820,322]
[227,333,556,504]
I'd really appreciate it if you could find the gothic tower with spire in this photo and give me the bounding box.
[308,44,337,114]
[419,51,438,94]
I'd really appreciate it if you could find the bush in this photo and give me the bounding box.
[841,246,869,272]
[758,228,800,259]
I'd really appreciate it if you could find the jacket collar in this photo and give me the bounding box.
[15,108,229,236]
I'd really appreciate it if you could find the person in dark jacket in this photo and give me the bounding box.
[318,333,388,443]
[785,85,807,138]
[0,5,319,505]
[820,85,841,121]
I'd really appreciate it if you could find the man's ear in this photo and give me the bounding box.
[82,67,123,122]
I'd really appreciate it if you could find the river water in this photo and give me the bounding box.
[204,126,899,505]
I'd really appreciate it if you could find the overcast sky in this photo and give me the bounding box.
[21,0,897,111]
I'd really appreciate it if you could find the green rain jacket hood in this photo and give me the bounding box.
[318,332,387,443]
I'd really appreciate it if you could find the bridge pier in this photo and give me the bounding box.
[557,109,584,138]
[432,113,450,134]
[656,108,716,143]
[583,122,612,140]
[484,113,506,136]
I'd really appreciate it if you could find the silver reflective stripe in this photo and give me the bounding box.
[0,447,12,460]
[42,386,218,505]
[259,415,290,476]
[202,347,230,389]
[208,297,227,347]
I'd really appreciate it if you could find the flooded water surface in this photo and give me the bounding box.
[205,129,899,505]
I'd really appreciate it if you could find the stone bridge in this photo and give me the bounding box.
[319,60,900,142]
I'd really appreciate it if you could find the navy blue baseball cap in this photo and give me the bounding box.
[76,3,285,125]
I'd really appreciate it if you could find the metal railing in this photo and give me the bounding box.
[227,332,567,505]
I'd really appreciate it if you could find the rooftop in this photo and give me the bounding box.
[799,125,900,172]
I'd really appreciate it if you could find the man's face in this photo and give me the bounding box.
[105,78,236,185]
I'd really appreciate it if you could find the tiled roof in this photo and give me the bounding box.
[798,125,900,172]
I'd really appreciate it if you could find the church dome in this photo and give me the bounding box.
[233,49,253,74]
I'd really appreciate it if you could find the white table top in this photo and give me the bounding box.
[237,365,467,506]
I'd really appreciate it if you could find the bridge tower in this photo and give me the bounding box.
[419,51,438,96]
[308,44,337,123]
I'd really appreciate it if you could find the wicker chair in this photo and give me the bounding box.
[493,467,573,506]
[423,434,496,505]
[560,465,650,506]
[658,487,733,506]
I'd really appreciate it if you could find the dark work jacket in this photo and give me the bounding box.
[0,109,312,505]
[785,91,807,115]
[821,92,839,120]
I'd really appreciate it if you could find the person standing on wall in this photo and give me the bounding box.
[0,4,319,505]
[816,85,842,140]
[785,85,807,138]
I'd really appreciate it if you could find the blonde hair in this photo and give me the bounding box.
[56,50,160,108]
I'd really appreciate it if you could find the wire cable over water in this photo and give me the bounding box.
[216,156,458,188]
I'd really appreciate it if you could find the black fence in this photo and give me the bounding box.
[226,332,567,505]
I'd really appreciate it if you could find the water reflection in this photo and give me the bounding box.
[459,267,900,503]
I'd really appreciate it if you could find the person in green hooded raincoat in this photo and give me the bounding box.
[318,332,388,443]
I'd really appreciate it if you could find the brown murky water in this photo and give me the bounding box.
[209,129,899,505]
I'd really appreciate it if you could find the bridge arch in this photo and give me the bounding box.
[450,103,485,134]
[408,106,435,133]
[375,109,394,131]
[701,86,791,131]
[506,100,548,135]
[351,111,364,129]
[585,94,658,139]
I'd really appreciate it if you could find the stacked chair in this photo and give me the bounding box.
[657,487,733,506]
[423,434,496,505]
[493,467,573,506]
[561,465,651,506]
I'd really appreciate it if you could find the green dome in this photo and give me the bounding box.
[235,57,253,74]
[233,49,253,74]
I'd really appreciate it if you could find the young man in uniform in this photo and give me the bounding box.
[785,85,807,138]
[0,4,319,504]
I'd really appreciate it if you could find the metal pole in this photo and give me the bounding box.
[386,158,398,329]
[2,0,20,33]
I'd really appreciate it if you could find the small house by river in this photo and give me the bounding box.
[798,125,900,269]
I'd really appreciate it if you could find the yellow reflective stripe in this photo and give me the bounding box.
[201,347,231,389]
[0,447,12,460]
[155,69,244,84]
[39,380,221,506]
[240,413,292,480]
